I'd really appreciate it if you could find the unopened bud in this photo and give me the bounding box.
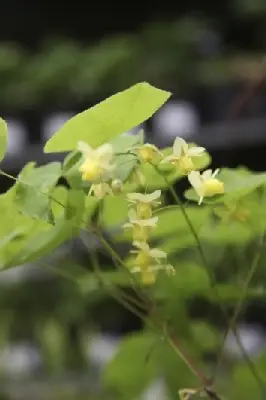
[111,179,123,194]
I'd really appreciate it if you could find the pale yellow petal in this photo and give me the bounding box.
[187,146,205,156]
[188,171,202,188]
[96,143,113,162]
[173,137,188,156]
[77,141,93,157]
[202,169,212,180]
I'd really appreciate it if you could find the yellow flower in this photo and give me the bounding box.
[188,169,224,205]
[178,388,199,400]
[127,190,161,219]
[123,209,158,241]
[161,137,205,174]
[137,143,162,163]
[130,241,174,285]
[90,182,112,199]
[78,141,114,182]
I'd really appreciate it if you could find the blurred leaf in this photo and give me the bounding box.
[205,283,265,302]
[155,263,210,301]
[103,333,158,397]
[15,162,62,221]
[100,194,128,229]
[191,321,219,351]
[12,220,75,264]
[111,133,141,182]
[44,82,171,153]
[51,185,68,219]
[37,319,67,373]
[65,189,85,226]
[200,220,253,245]
[153,206,210,239]
[0,117,7,163]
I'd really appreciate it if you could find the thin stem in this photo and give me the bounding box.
[151,164,263,389]
[89,250,147,323]
[213,235,265,388]
[163,325,210,387]
[1,168,218,392]
[80,233,148,312]
[94,229,152,309]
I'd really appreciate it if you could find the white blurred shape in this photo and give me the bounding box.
[6,119,26,155]
[142,379,167,400]
[0,343,42,376]
[87,334,119,367]
[153,101,199,140]
[42,112,73,142]
[225,324,265,359]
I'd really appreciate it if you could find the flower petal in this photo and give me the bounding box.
[137,216,158,227]
[77,141,93,157]
[187,146,205,156]
[202,169,212,180]
[150,248,167,258]
[160,155,178,164]
[212,168,220,178]
[188,171,202,188]
[96,143,113,162]
[173,137,188,156]
[128,208,137,221]
[133,241,150,252]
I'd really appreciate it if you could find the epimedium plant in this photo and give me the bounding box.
[1,82,266,399]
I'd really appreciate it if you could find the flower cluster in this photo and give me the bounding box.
[134,137,225,205]
[123,190,174,284]
[77,135,224,284]
[160,137,225,204]
[77,141,123,199]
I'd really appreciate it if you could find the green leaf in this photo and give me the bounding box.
[64,189,85,227]
[13,220,75,264]
[103,333,158,397]
[100,194,128,229]
[0,117,7,163]
[15,162,62,221]
[153,206,211,239]
[44,82,171,153]
[155,263,210,301]
[111,133,141,182]
[0,187,51,268]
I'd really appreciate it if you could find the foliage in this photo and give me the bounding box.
[0,12,266,108]
[1,82,266,400]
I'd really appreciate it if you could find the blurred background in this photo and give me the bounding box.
[1,0,266,399]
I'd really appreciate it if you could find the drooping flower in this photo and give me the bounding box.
[188,169,224,205]
[127,190,161,219]
[130,241,175,284]
[161,137,205,174]
[78,141,114,182]
[123,209,158,242]
[136,143,163,163]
